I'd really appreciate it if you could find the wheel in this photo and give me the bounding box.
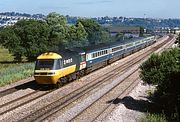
[61,77,68,84]
[55,81,63,88]
[76,72,81,79]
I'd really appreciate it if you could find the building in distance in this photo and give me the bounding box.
[108,26,141,38]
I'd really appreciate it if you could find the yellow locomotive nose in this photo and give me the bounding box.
[34,72,58,84]
[34,52,62,85]
[34,69,63,84]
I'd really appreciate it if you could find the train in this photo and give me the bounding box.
[34,36,156,87]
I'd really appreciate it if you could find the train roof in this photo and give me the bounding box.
[57,49,80,58]
[82,36,147,53]
[47,36,153,56]
[109,37,145,47]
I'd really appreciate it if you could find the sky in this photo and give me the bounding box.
[0,0,180,19]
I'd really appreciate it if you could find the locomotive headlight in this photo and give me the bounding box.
[34,72,40,75]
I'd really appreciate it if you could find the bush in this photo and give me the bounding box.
[139,48,180,121]
[140,48,180,94]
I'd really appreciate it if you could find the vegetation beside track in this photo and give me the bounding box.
[0,46,14,62]
[140,47,180,121]
[139,113,167,122]
[0,46,34,87]
[0,63,34,87]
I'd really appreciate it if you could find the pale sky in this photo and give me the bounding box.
[0,0,180,18]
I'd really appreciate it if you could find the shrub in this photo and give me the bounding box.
[139,48,180,121]
[140,48,180,94]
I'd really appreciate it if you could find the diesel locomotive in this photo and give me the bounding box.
[34,36,156,87]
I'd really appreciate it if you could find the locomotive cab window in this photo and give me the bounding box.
[80,54,86,62]
[35,59,62,70]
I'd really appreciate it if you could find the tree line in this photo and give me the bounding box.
[0,12,111,61]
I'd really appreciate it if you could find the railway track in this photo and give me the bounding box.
[0,87,18,98]
[0,35,175,121]
[20,66,138,122]
[94,79,141,122]
[71,71,140,122]
[0,89,53,116]
[0,78,36,97]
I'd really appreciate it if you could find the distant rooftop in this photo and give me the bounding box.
[108,26,140,36]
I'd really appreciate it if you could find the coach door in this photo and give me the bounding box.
[79,52,86,70]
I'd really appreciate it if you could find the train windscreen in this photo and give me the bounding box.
[35,59,62,70]
[35,59,55,70]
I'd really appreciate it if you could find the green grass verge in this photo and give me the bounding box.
[0,63,34,86]
[139,113,167,122]
[0,46,14,62]
[0,46,34,87]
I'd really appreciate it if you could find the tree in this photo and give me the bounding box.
[99,31,111,44]
[0,20,51,61]
[139,26,144,37]
[77,18,110,45]
[0,26,23,61]
[0,27,3,31]
[46,12,67,26]
[113,32,124,41]
[46,12,69,48]
[140,49,180,93]
[140,48,180,121]
[15,20,51,61]
[66,22,88,48]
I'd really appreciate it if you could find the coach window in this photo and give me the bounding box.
[95,53,98,57]
[92,53,95,58]
[98,52,100,56]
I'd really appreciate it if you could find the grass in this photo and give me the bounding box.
[0,63,34,86]
[0,46,35,87]
[0,46,14,62]
[139,113,167,122]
